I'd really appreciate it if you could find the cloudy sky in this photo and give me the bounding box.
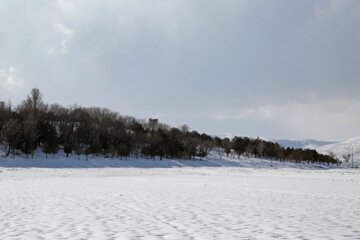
[0,0,359,141]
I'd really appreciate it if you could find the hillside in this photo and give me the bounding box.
[0,88,339,166]
[0,147,341,170]
[315,137,360,167]
[268,137,360,168]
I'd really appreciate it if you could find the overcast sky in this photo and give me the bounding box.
[1,0,359,141]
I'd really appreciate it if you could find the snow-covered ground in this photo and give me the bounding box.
[1,153,359,239]
[0,150,340,170]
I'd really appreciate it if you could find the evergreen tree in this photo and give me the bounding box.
[0,88,339,165]
[117,143,130,159]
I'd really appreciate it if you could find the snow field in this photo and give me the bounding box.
[0,167,359,239]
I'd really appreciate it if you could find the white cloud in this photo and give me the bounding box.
[214,106,271,120]
[46,47,55,55]
[277,99,360,140]
[315,0,360,19]
[0,66,24,91]
[56,0,75,12]
[53,23,74,37]
[47,23,74,55]
[214,98,360,140]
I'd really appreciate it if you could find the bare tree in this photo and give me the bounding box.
[342,153,351,165]
[255,139,265,158]
[27,88,44,111]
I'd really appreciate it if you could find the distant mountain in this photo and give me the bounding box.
[264,138,337,150]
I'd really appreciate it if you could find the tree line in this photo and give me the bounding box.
[0,88,339,165]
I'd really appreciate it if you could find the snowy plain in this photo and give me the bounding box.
[0,151,359,239]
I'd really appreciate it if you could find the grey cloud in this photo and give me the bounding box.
[0,0,359,140]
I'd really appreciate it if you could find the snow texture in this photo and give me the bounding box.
[0,152,359,239]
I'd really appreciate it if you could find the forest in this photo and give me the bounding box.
[0,88,339,165]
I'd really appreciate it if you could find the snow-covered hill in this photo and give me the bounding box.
[268,137,360,167]
[266,138,336,149]
[315,137,360,167]
[262,137,360,168]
